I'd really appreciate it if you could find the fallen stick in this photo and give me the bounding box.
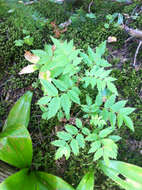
[121,25,142,39]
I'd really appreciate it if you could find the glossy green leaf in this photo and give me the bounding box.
[100,160,142,190]
[3,91,33,131]
[0,124,33,168]
[0,169,75,190]
[76,171,94,190]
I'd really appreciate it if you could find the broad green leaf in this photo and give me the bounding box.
[68,90,80,105]
[88,141,101,154]
[47,97,60,119]
[0,125,32,168]
[119,108,135,115]
[52,79,68,91]
[100,160,142,190]
[40,79,58,97]
[76,134,85,149]
[111,100,127,112]
[123,115,134,132]
[57,131,72,141]
[65,125,78,135]
[99,127,114,138]
[70,139,79,156]
[0,169,75,190]
[3,91,33,131]
[76,171,94,190]
[60,94,71,119]
[51,140,66,147]
[37,96,51,105]
[75,118,83,129]
[93,148,103,161]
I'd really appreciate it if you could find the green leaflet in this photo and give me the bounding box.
[123,115,134,132]
[107,82,118,95]
[88,141,101,154]
[47,97,60,119]
[65,125,78,135]
[76,134,85,149]
[37,96,51,105]
[3,91,33,131]
[111,100,127,112]
[100,160,142,190]
[93,148,103,161]
[52,79,68,91]
[67,89,80,105]
[57,131,72,141]
[70,139,79,156]
[76,171,94,190]
[104,95,116,108]
[0,169,75,190]
[31,50,48,58]
[60,94,71,119]
[55,145,71,160]
[40,79,58,97]
[75,118,83,129]
[99,127,114,138]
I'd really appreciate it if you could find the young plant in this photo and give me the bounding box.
[19,37,82,120]
[14,29,34,47]
[18,38,138,189]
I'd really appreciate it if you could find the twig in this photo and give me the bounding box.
[88,0,94,13]
[133,40,142,66]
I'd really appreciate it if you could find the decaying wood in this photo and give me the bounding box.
[0,161,17,183]
[121,25,142,39]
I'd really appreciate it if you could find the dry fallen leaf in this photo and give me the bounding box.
[39,70,52,82]
[19,64,37,75]
[24,51,40,64]
[107,36,117,43]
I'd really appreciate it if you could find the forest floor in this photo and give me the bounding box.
[0,0,142,189]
